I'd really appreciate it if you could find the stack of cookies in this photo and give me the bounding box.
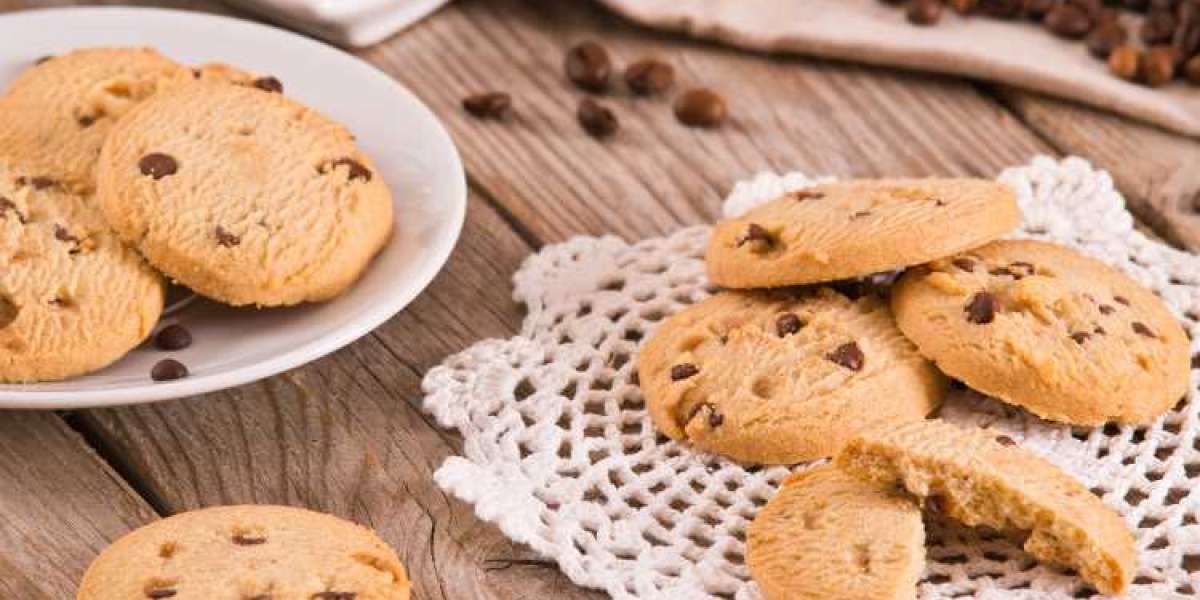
[0,47,394,383]
[636,179,1192,598]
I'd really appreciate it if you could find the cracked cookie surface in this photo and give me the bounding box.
[706,179,1021,288]
[636,288,945,464]
[0,160,163,382]
[891,239,1189,425]
[837,419,1136,596]
[0,47,193,189]
[96,81,394,306]
[747,465,924,600]
[78,505,411,600]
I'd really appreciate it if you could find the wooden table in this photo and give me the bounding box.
[0,0,1196,597]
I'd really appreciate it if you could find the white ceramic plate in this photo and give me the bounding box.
[0,7,467,409]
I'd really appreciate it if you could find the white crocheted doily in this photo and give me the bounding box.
[422,156,1200,600]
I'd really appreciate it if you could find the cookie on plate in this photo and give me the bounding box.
[0,160,163,382]
[748,465,925,600]
[891,239,1189,425]
[96,80,394,306]
[706,179,1020,288]
[77,505,411,600]
[837,419,1136,595]
[637,288,945,464]
[0,47,192,189]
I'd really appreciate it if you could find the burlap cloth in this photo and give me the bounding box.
[599,0,1200,138]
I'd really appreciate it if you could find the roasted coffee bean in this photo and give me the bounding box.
[776,313,803,337]
[1176,3,1200,59]
[1141,45,1179,86]
[1108,44,1142,80]
[139,153,178,179]
[907,0,944,25]
[1186,55,1200,83]
[1087,22,1129,58]
[1044,4,1093,39]
[674,88,728,128]
[252,76,283,93]
[624,59,675,95]
[965,292,996,324]
[979,0,1023,18]
[671,363,699,381]
[1122,0,1150,10]
[565,41,612,92]
[577,98,619,138]
[154,324,193,351]
[825,342,865,371]
[462,92,512,119]
[1142,8,1177,44]
[151,359,189,382]
[949,0,978,14]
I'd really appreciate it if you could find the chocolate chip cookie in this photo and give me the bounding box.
[891,239,1190,425]
[77,505,411,600]
[837,419,1136,595]
[706,179,1021,288]
[0,160,163,382]
[0,47,192,189]
[636,288,945,464]
[96,80,394,306]
[747,465,925,600]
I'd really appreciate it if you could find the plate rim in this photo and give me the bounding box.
[0,6,467,409]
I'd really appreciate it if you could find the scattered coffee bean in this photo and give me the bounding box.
[154,324,193,351]
[1132,321,1157,338]
[1044,4,1093,39]
[1142,8,1177,44]
[215,226,241,248]
[1086,21,1128,58]
[996,435,1017,446]
[252,76,283,93]
[625,59,675,95]
[1022,0,1056,20]
[1141,45,1178,86]
[776,313,803,337]
[139,153,178,179]
[825,341,865,371]
[671,363,699,381]
[1108,44,1142,80]
[952,257,976,272]
[674,88,727,128]
[1187,56,1200,83]
[908,0,944,25]
[577,98,619,138]
[462,92,512,119]
[965,292,996,324]
[151,359,189,382]
[565,41,612,92]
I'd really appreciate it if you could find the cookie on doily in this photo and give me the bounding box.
[637,287,945,464]
[837,419,1136,596]
[706,179,1020,288]
[747,464,924,600]
[893,239,1190,426]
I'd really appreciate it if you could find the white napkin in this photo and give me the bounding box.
[224,0,453,47]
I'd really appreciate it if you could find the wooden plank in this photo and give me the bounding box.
[0,412,157,598]
[363,0,1055,244]
[995,88,1200,251]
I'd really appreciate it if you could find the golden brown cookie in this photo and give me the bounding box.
[96,80,394,306]
[706,179,1021,288]
[0,47,192,189]
[0,160,163,382]
[748,465,925,600]
[636,288,945,464]
[891,239,1189,425]
[837,419,1137,595]
[77,505,411,600]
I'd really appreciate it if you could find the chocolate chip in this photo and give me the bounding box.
[232,533,267,545]
[54,224,79,245]
[1070,331,1092,344]
[995,435,1017,446]
[151,359,189,382]
[323,158,373,182]
[907,0,944,24]
[577,98,618,139]
[247,596,272,600]
[952,257,976,272]
[16,175,56,190]
[1099,304,1116,315]
[826,342,865,371]
[965,292,996,324]
[34,55,53,65]
[146,590,177,599]
[737,223,772,248]
[1192,354,1200,369]
[670,363,699,381]
[989,267,1015,278]
[624,59,675,95]
[462,92,512,119]
[565,41,612,92]
[139,153,178,180]
[1044,4,1093,39]
[1132,322,1157,338]
[949,379,967,390]
[155,324,193,351]
[78,114,97,128]
[707,407,724,428]
[831,280,867,300]
[792,189,825,201]
[1094,325,1107,335]
[1114,296,1130,306]
[311,593,356,600]
[776,313,803,337]
[851,210,872,219]
[674,88,728,128]
[215,226,241,248]
[252,76,283,93]
[925,494,947,514]
[1009,261,1035,274]
[0,197,25,223]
